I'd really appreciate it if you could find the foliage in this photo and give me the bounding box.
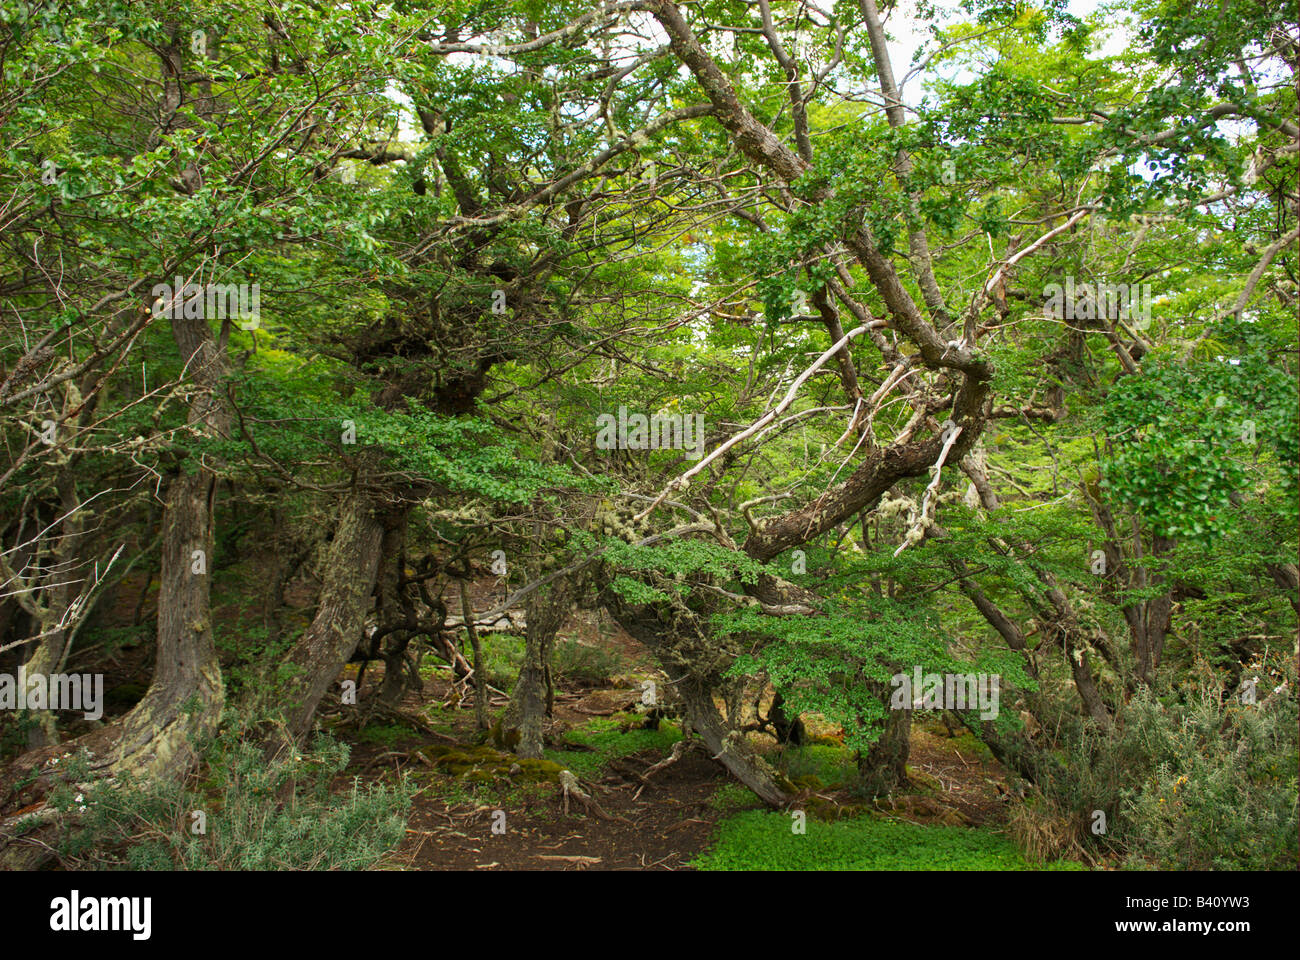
[1118,662,1298,870]
[48,722,413,870]
[552,639,627,687]
[1,0,1294,875]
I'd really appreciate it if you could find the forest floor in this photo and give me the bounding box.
[350,687,1018,871]
[326,598,1028,871]
[47,573,1071,871]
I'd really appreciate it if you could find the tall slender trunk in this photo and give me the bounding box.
[20,373,104,748]
[460,580,488,732]
[22,470,84,749]
[376,512,417,707]
[102,311,229,778]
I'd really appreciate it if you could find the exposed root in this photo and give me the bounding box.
[558,769,629,822]
[640,739,690,781]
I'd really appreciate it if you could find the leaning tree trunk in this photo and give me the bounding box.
[669,662,793,806]
[496,579,573,758]
[600,586,795,807]
[270,490,385,753]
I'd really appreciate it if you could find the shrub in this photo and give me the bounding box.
[483,633,525,690]
[552,639,626,686]
[1016,653,1297,870]
[49,717,413,870]
[1117,659,1297,870]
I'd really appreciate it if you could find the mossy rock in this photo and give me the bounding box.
[413,743,566,783]
[883,795,973,827]
[416,744,513,776]
[921,720,956,738]
[773,774,799,794]
[805,733,844,747]
[805,796,864,821]
[511,758,565,782]
[904,766,946,794]
[415,744,455,762]
[791,774,826,792]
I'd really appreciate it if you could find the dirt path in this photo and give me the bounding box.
[389,750,730,871]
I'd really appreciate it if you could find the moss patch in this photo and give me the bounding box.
[692,810,1089,871]
[544,716,682,778]
[415,744,564,782]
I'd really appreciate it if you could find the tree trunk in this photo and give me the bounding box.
[673,664,792,806]
[375,513,417,707]
[22,471,85,749]
[768,690,805,746]
[497,579,572,757]
[1266,562,1299,616]
[99,311,230,778]
[272,490,385,751]
[108,464,225,777]
[855,694,911,796]
[460,580,488,732]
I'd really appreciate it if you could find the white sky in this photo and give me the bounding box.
[886,0,1132,105]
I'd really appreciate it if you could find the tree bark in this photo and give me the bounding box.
[672,662,792,806]
[271,490,385,751]
[21,470,85,749]
[460,579,488,732]
[108,465,225,776]
[855,695,911,796]
[375,513,417,707]
[497,579,572,757]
